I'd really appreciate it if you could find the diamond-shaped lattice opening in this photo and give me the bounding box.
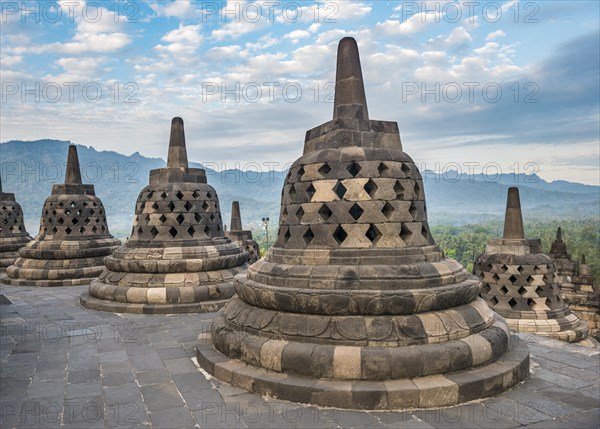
[167,202,176,212]
[518,286,527,295]
[82,201,88,207]
[347,162,362,177]
[492,273,500,282]
[91,226,98,233]
[409,202,418,220]
[517,265,524,274]
[284,228,291,243]
[482,284,491,294]
[381,202,394,219]
[209,214,216,222]
[176,214,185,225]
[534,265,543,274]
[499,265,508,273]
[365,224,381,243]
[207,191,213,199]
[161,192,168,199]
[184,201,193,212]
[281,207,288,223]
[194,213,202,223]
[527,298,535,307]
[378,163,389,176]
[146,192,154,200]
[95,218,100,223]
[318,163,331,175]
[187,226,196,236]
[216,225,221,232]
[414,181,421,197]
[168,227,178,238]
[176,191,184,200]
[535,286,545,295]
[297,166,305,178]
[289,184,297,199]
[192,190,200,199]
[490,296,499,305]
[349,203,364,221]
[151,202,159,211]
[508,298,518,308]
[84,218,91,225]
[65,209,71,216]
[72,218,79,225]
[421,224,429,240]
[150,226,159,238]
[58,202,64,207]
[401,163,411,175]
[364,179,378,197]
[333,182,347,199]
[526,275,533,283]
[306,184,316,201]
[303,228,314,245]
[76,209,82,216]
[79,226,85,233]
[52,227,58,234]
[400,224,412,241]
[203,225,211,236]
[508,275,517,284]
[137,227,143,238]
[70,202,76,208]
[318,204,332,221]
[65,226,72,235]
[58,218,65,225]
[333,225,347,245]
[202,201,210,211]
[159,214,167,224]
[92,202,98,207]
[394,181,404,199]
[500,285,509,295]
[296,207,305,220]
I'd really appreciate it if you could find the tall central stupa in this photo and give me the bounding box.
[197,37,529,410]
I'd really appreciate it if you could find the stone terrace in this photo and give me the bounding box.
[1,285,598,429]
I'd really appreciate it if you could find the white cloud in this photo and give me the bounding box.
[149,0,202,18]
[284,30,311,44]
[375,12,442,36]
[486,30,506,41]
[155,24,203,55]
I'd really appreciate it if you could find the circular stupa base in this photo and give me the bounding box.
[0,272,95,287]
[196,327,530,410]
[80,292,231,314]
[505,315,589,343]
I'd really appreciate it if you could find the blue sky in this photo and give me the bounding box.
[1,0,599,185]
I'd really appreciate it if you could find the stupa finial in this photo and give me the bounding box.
[65,145,83,185]
[333,37,369,121]
[167,117,188,168]
[230,201,242,231]
[502,187,525,240]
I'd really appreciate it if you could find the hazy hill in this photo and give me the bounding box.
[1,140,598,238]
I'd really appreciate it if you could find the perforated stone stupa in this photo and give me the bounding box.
[475,188,589,343]
[225,201,260,264]
[80,117,248,314]
[197,37,530,410]
[0,177,32,272]
[0,145,120,286]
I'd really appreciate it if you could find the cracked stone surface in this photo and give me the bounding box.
[1,285,598,429]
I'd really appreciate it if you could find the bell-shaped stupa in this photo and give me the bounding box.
[197,37,529,410]
[1,145,120,286]
[0,176,32,272]
[569,255,599,340]
[80,117,248,313]
[475,188,589,342]
[225,201,260,263]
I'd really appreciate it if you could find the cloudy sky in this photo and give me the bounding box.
[1,0,598,185]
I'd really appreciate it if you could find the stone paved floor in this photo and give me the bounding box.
[0,285,598,429]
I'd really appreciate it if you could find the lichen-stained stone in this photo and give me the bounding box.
[0,145,119,286]
[475,188,590,344]
[197,37,530,410]
[80,118,248,313]
[224,201,260,264]
[0,176,32,272]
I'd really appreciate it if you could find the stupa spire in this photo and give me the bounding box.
[65,145,83,185]
[503,187,525,240]
[556,227,562,241]
[230,201,242,231]
[333,37,369,121]
[167,117,188,168]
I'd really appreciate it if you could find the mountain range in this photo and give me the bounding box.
[1,140,598,239]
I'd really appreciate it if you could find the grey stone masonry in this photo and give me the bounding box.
[0,176,32,272]
[0,145,120,286]
[80,117,248,314]
[197,37,530,410]
[475,189,591,344]
[225,201,260,264]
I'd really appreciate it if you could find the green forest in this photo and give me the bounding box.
[252,218,600,280]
